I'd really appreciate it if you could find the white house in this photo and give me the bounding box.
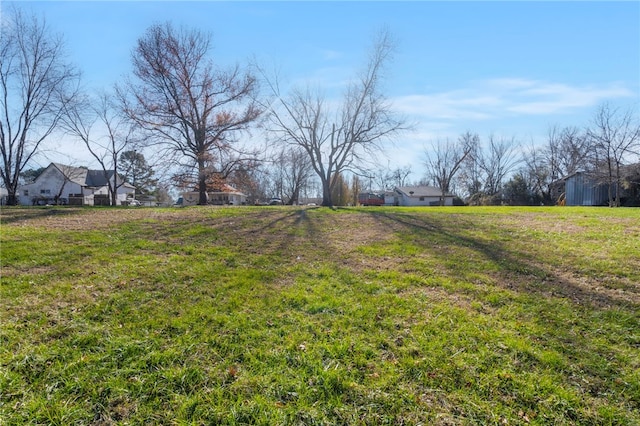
[394,186,456,206]
[0,187,7,205]
[18,163,135,206]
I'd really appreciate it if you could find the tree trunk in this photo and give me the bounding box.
[321,179,332,207]
[7,193,18,206]
[614,163,621,207]
[111,186,117,207]
[288,186,299,205]
[198,156,208,205]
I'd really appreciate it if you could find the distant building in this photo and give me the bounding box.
[553,166,640,206]
[566,172,611,206]
[394,186,456,206]
[181,185,247,206]
[17,163,135,206]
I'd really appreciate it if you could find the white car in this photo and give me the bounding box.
[129,199,141,206]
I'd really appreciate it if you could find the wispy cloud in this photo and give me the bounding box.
[321,49,343,61]
[385,78,636,171]
[392,78,634,120]
[392,93,497,120]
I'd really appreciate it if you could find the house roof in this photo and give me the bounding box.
[218,184,245,195]
[52,163,88,186]
[395,186,455,198]
[553,163,640,185]
[51,163,134,189]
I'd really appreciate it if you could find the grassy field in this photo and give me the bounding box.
[1,205,639,425]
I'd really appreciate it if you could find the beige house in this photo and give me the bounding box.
[181,185,247,206]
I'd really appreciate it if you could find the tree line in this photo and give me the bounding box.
[2,7,638,207]
[424,104,640,207]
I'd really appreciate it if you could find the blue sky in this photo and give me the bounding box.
[6,1,640,178]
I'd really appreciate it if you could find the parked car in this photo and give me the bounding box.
[268,198,283,205]
[129,199,141,206]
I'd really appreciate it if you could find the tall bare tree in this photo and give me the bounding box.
[547,125,592,180]
[424,132,476,205]
[119,23,261,205]
[587,103,640,207]
[270,146,313,204]
[523,125,592,204]
[61,93,135,205]
[522,143,551,203]
[371,164,412,191]
[387,165,413,189]
[455,132,483,200]
[0,7,80,205]
[262,29,405,207]
[479,135,521,198]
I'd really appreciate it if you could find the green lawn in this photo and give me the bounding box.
[1,206,639,425]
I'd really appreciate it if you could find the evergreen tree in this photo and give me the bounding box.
[119,151,156,197]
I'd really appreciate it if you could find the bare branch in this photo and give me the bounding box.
[118,23,262,204]
[261,28,405,206]
[0,6,80,204]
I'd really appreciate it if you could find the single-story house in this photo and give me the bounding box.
[181,185,247,206]
[17,163,135,206]
[394,186,456,206]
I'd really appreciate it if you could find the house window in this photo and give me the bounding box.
[419,196,425,201]
[40,189,50,194]
[24,190,29,196]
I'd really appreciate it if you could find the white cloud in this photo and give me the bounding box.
[392,78,635,120]
[392,93,496,120]
[505,81,633,114]
[321,49,343,61]
[384,78,636,174]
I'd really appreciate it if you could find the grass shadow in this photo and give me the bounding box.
[359,209,638,310]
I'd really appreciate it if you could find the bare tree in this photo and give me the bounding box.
[370,164,412,191]
[0,7,80,205]
[119,23,261,205]
[587,103,640,207]
[549,125,592,179]
[262,29,405,207]
[270,147,313,204]
[523,125,592,204]
[479,135,521,198]
[424,132,475,205]
[61,93,135,205]
[455,132,483,201]
[522,142,551,203]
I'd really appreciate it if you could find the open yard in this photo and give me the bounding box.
[1,205,639,425]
